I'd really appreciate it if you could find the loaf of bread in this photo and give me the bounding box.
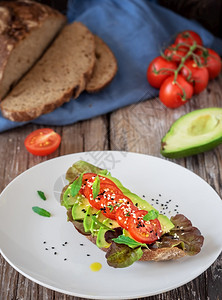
[0,22,96,122]
[86,36,118,93]
[0,0,66,100]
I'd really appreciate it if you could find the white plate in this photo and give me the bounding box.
[0,151,222,299]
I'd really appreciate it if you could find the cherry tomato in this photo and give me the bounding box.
[116,201,137,229]
[164,43,188,63]
[128,210,162,244]
[181,60,209,94]
[159,75,193,108]
[24,128,61,156]
[147,56,177,88]
[195,48,222,79]
[175,30,203,47]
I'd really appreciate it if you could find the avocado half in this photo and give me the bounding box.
[161,107,222,158]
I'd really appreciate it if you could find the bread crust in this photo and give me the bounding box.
[0,0,66,99]
[86,35,117,93]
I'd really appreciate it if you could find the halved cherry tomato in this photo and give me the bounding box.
[164,43,188,63]
[159,75,193,108]
[128,210,162,244]
[195,48,222,79]
[24,128,61,156]
[147,56,177,88]
[175,30,203,47]
[116,201,137,229]
[181,60,209,94]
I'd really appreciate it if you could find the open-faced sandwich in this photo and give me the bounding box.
[61,161,204,268]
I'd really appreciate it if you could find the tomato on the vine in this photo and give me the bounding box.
[147,56,177,88]
[175,30,203,47]
[159,75,193,108]
[128,210,162,244]
[24,128,61,156]
[181,60,209,94]
[195,48,222,79]
[164,43,188,63]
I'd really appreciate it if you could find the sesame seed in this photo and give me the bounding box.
[54,252,57,255]
[64,258,67,261]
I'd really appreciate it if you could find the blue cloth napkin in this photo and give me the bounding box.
[1,0,222,132]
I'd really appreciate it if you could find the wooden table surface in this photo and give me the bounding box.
[0,74,222,300]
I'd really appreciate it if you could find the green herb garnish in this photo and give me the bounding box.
[112,235,148,248]
[143,210,159,221]
[107,204,114,212]
[32,206,51,217]
[92,175,100,199]
[70,172,84,197]
[37,190,46,200]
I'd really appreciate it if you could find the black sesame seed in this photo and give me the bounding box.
[159,194,162,197]
[65,242,68,245]
[54,252,57,255]
[143,195,145,198]
[62,244,65,246]
[161,204,164,206]
[43,241,46,244]
[176,205,179,207]
[174,209,177,211]
[80,243,84,246]
[51,247,55,249]
[64,258,67,261]
[45,248,48,250]
[87,254,90,256]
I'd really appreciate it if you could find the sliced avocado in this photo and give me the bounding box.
[158,214,174,234]
[72,195,89,221]
[83,206,99,233]
[103,218,120,229]
[62,184,80,209]
[96,227,111,248]
[161,108,222,158]
[102,174,157,212]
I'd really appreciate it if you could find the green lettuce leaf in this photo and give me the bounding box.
[105,242,143,268]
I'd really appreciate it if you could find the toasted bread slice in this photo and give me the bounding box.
[86,35,117,93]
[0,22,95,122]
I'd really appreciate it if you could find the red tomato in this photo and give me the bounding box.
[100,194,131,220]
[116,201,137,229]
[195,48,222,79]
[82,175,122,210]
[175,30,203,47]
[181,60,209,94]
[128,210,162,244]
[24,128,61,156]
[164,43,188,62]
[159,75,193,108]
[147,56,177,88]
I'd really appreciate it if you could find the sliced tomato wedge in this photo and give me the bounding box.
[128,210,162,244]
[116,201,138,229]
[24,128,61,156]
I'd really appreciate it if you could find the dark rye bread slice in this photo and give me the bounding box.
[0,0,66,100]
[86,35,117,93]
[0,21,95,122]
